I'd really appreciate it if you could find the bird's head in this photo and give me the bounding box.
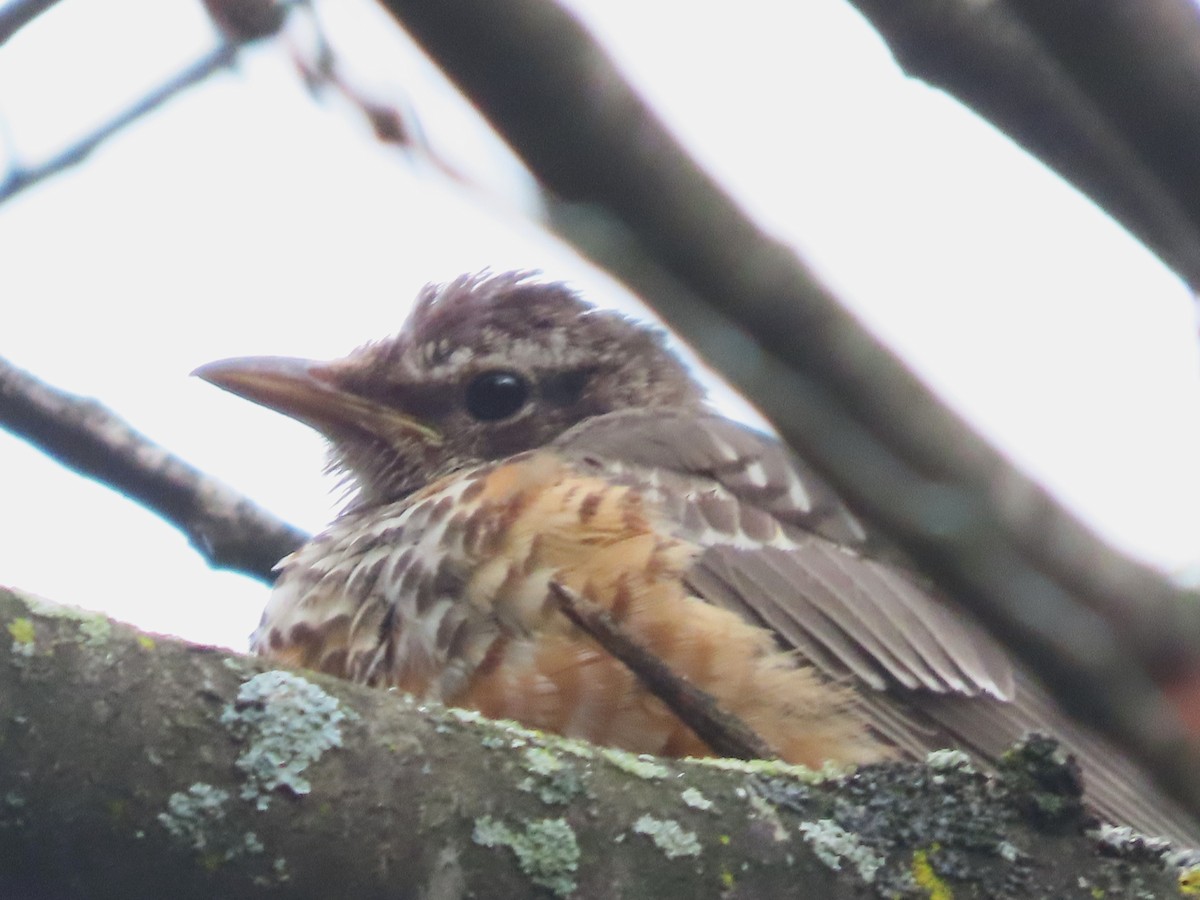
[195,272,706,505]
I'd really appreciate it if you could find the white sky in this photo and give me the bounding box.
[1,0,1198,651]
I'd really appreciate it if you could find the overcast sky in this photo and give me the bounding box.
[2,0,1198,651]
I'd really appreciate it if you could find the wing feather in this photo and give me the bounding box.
[555,409,1200,844]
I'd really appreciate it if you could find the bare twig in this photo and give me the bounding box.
[285,24,476,189]
[372,0,1200,819]
[0,356,307,582]
[0,42,240,206]
[550,581,777,762]
[0,0,63,45]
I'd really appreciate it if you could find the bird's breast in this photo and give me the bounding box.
[257,450,692,690]
[255,450,883,765]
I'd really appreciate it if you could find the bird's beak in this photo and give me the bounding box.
[192,356,443,446]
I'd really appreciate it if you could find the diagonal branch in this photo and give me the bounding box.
[0,355,306,582]
[0,42,241,206]
[0,0,63,45]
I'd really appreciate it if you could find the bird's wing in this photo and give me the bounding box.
[555,409,1014,700]
[554,409,1200,844]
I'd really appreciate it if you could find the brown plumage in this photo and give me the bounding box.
[197,270,1199,843]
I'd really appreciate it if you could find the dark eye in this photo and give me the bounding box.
[464,371,530,421]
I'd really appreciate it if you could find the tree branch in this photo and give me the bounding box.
[0,41,242,206]
[370,0,1200,821]
[0,355,306,582]
[1,587,1191,898]
[0,0,62,45]
[845,0,1200,293]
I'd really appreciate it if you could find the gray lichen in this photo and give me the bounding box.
[680,787,713,812]
[158,782,263,863]
[517,746,588,805]
[473,815,580,897]
[220,670,351,810]
[798,818,884,884]
[925,748,975,774]
[598,748,669,780]
[632,815,702,859]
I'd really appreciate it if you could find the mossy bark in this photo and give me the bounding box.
[0,587,1185,899]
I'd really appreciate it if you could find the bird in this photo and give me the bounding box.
[197,270,1198,843]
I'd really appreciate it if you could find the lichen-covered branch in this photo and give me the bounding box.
[369,0,1200,821]
[0,587,1192,899]
[0,356,306,582]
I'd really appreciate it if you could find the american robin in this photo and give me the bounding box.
[198,271,1197,842]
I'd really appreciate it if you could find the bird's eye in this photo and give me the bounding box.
[464,370,530,421]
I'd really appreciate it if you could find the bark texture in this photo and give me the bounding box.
[0,588,1190,899]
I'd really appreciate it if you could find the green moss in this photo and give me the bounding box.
[681,754,844,783]
[599,747,669,780]
[473,816,579,897]
[1178,863,1200,896]
[632,815,702,859]
[7,618,35,656]
[912,847,954,899]
[8,593,124,650]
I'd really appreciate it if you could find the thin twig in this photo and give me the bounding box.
[0,42,241,206]
[0,355,307,582]
[550,581,777,761]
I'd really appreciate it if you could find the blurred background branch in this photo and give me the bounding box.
[0,355,305,580]
[0,0,62,45]
[0,40,240,204]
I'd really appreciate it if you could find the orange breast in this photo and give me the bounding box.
[260,451,887,769]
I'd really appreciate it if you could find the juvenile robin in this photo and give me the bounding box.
[197,270,1197,842]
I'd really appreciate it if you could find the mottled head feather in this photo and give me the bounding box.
[323,272,706,505]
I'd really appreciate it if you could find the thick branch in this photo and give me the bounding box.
[0,356,306,582]
[0,0,62,45]
[0,587,1188,898]
[1001,0,1200,232]
[371,0,1200,819]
